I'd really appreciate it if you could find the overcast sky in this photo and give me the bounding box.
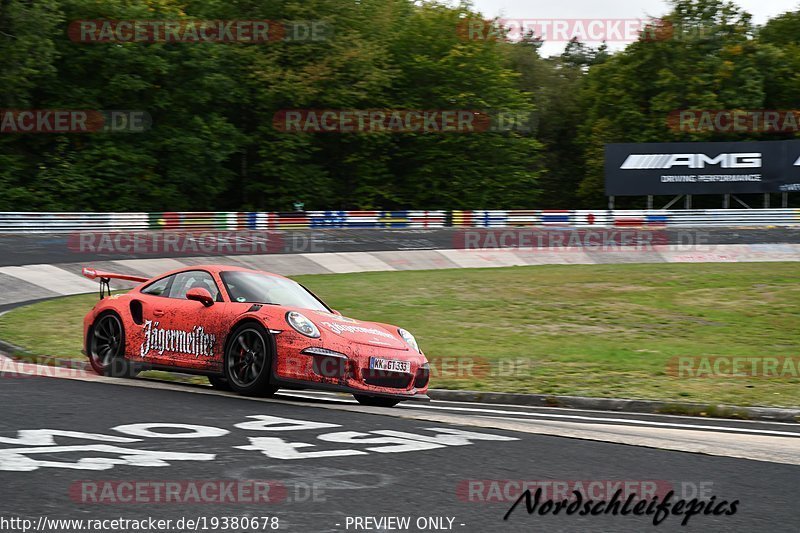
[467,0,800,55]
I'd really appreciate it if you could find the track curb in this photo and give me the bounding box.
[2,337,798,423]
[428,389,800,423]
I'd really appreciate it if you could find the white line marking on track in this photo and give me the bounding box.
[275,390,800,434]
[422,399,800,427]
[403,403,800,437]
[290,390,800,428]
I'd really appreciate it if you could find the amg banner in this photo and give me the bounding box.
[605,140,800,195]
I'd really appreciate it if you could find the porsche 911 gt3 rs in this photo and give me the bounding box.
[82,265,429,407]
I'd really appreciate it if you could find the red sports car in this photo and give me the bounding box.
[81,265,429,407]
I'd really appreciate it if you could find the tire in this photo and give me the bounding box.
[208,375,233,391]
[88,312,138,378]
[353,394,401,408]
[223,322,278,397]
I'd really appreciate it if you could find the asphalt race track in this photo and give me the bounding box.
[0,371,798,533]
[2,227,800,532]
[3,227,800,265]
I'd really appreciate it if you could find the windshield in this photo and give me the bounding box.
[220,271,328,312]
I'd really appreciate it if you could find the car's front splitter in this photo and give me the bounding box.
[275,375,430,402]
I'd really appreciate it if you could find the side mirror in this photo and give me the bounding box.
[186,287,214,307]
[331,309,343,316]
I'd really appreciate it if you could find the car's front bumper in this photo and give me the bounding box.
[273,334,429,399]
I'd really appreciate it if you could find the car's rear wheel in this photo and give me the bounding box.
[224,323,278,397]
[208,375,233,391]
[89,313,138,378]
[353,394,400,408]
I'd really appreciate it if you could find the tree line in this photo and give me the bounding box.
[1,0,798,212]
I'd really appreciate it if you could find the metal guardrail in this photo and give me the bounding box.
[452,209,800,228]
[0,211,447,232]
[0,209,797,232]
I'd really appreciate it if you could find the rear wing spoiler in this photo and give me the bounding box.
[82,267,150,299]
[82,267,149,283]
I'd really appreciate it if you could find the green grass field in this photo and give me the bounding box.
[1,263,799,407]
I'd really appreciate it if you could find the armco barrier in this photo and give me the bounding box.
[0,209,798,232]
[0,210,447,232]
[451,209,800,228]
[146,211,448,230]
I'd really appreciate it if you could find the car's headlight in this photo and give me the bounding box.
[286,311,320,338]
[398,328,420,352]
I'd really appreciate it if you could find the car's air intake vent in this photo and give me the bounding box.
[129,300,143,325]
[414,363,430,389]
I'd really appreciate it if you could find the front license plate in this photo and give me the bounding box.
[369,357,411,373]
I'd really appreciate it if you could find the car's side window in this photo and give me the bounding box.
[167,271,221,301]
[140,275,173,297]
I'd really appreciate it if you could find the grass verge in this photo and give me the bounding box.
[1,263,798,407]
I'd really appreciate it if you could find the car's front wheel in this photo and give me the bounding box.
[353,394,400,408]
[88,312,138,378]
[224,322,278,397]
